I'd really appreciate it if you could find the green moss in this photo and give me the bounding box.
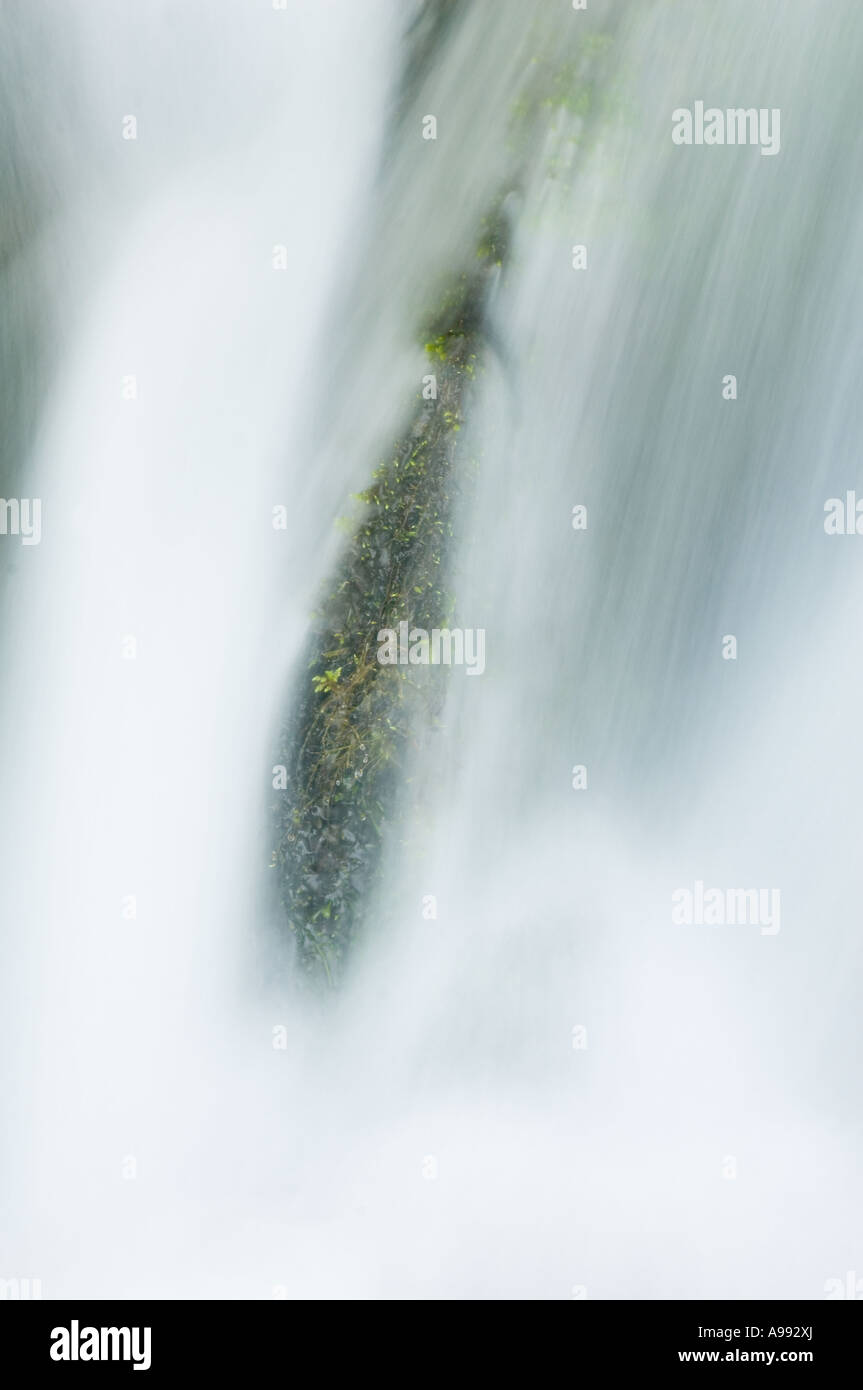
[505,24,621,175]
[270,220,504,985]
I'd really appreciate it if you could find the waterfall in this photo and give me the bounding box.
[1,0,861,1299]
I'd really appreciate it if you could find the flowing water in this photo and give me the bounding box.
[1,0,862,1298]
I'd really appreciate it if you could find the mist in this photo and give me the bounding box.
[1,0,861,1301]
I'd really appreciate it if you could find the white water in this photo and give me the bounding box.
[2,0,862,1299]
